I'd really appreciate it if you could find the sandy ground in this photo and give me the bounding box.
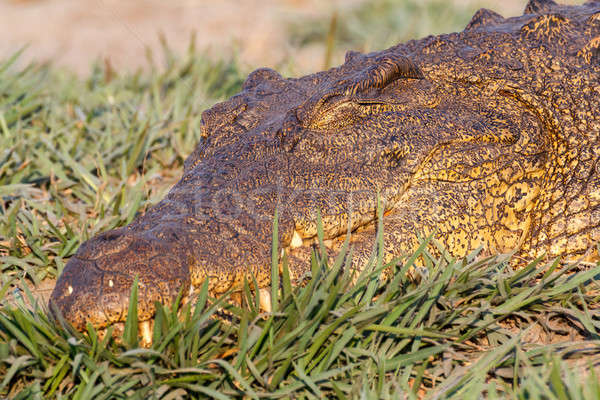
[1,0,550,76]
[2,0,363,75]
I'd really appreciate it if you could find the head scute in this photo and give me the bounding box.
[577,35,600,63]
[242,67,284,91]
[524,0,559,14]
[344,50,363,64]
[520,13,572,44]
[465,8,505,31]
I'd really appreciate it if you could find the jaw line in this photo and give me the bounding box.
[93,291,194,346]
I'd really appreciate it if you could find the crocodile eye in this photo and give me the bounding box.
[310,101,365,130]
[296,54,423,134]
[311,101,395,131]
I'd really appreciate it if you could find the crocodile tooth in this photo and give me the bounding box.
[139,320,152,347]
[290,230,303,249]
[181,284,195,306]
[259,288,271,313]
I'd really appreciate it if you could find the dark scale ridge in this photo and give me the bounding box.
[50,0,600,335]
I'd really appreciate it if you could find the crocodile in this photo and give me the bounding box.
[50,0,600,340]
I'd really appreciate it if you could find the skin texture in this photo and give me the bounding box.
[50,0,600,331]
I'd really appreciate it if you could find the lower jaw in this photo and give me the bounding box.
[96,292,197,346]
[94,286,274,347]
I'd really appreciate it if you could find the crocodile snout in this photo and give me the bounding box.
[49,227,191,331]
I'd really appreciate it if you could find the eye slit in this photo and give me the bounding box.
[310,102,367,131]
[310,101,398,131]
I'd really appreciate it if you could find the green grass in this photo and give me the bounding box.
[1,217,600,398]
[1,7,600,398]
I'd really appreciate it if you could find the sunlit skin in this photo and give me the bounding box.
[50,0,600,339]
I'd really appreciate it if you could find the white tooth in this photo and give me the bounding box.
[108,279,114,288]
[68,286,73,295]
[139,320,152,346]
[181,284,195,306]
[290,230,303,249]
[259,288,272,313]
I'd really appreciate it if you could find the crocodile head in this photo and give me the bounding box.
[50,0,600,334]
[49,54,429,332]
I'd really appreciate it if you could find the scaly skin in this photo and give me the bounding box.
[50,0,600,331]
